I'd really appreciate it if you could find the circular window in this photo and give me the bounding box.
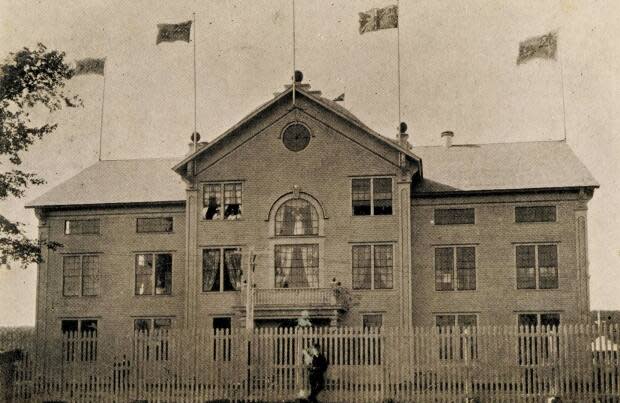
[282,123,311,152]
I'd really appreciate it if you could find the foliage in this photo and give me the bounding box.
[0,43,80,267]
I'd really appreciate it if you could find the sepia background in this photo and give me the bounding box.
[0,0,618,325]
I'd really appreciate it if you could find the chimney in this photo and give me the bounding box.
[441,131,454,148]
[398,122,409,148]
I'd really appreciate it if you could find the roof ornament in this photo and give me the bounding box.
[293,184,301,199]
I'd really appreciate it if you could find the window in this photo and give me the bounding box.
[275,244,319,288]
[202,248,243,292]
[352,177,392,216]
[134,318,171,361]
[515,206,556,223]
[63,255,99,296]
[435,246,476,291]
[362,314,383,329]
[434,208,475,225]
[275,199,319,236]
[135,253,172,295]
[352,244,393,290]
[213,317,232,361]
[202,182,242,220]
[61,319,98,362]
[517,313,560,365]
[64,219,100,235]
[516,244,558,289]
[518,313,560,329]
[136,217,173,233]
[134,318,172,333]
[436,314,477,360]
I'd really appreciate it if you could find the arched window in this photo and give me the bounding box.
[275,199,318,236]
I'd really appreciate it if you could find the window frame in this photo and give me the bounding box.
[134,252,173,296]
[136,217,174,233]
[61,318,98,362]
[274,198,319,236]
[352,243,394,290]
[515,243,559,290]
[435,313,478,361]
[433,208,476,225]
[201,181,243,221]
[433,245,477,291]
[274,243,320,289]
[362,313,384,329]
[62,254,99,297]
[514,205,557,223]
[516,312,561,329]
[351,176,394,216]
[202,247,243,293]
[64,218,100,235]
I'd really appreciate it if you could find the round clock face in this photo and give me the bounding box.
[282,123,311,152]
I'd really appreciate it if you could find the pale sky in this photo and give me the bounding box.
[0,0,618,326]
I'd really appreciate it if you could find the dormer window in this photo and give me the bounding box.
[275,199,318,236]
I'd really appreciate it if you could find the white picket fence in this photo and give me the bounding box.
[3,324,620,402]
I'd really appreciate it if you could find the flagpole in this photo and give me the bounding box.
[98,60,107,161]
[292,0,296,107]
[193,12,198,152]
[559,45,567,143]
[396,0,401,129]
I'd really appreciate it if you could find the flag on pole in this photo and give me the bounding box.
[333,93,345,102]
[517,31,558,65]
[74,58,105,76]
[359,5,398,34]
[156,21,192,44]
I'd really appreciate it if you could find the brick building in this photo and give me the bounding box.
[27,79,598,351]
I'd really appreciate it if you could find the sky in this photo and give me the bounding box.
[0,0,618,326]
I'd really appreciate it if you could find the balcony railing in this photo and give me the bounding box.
[240,287,349,311]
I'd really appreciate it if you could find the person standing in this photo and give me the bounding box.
[307,342,328,403]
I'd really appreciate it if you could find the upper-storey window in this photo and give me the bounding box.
[434,208,475,225]
[275,199,318,236]
[435,246,476,291]
[65,219,100,235]
[63,254,99,296]
[516,244,558,289]
[275,244,319,288]
[352,244,393,290]
[136,217,173,233]
[202,182,242,220]
[515,206,556,223]
[135,253,172,295]
[352,177,392,216]
[202,247,243,292]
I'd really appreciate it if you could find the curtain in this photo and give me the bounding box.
[224,249,242,291]
[300,205,313,235]
[281,206,294,235]
[276,246,292,287]
[297,246,309,288]
[202,250,219,291]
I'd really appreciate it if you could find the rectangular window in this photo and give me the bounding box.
[516,244,558,289]
[435,314,477,360]
[135,253,172,295]
[63,255,99,296]
[275,244,319,288]
[434,208,475,225]
[435,246,476,291]
[134,318,172,333]
[61,319,98,362]
[352,244,393,290]
[362,314,383,328]
[136,217,173,233]
[202,248,242,292]
[213,317,232,361]
[352,177,392,216]
[202,182,242,220]
[64,219,100,235]
[134,318,171,361]
[515,206,556,223]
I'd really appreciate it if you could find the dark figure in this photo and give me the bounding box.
[307,343,328,403]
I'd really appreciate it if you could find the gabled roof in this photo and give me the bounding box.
[412,141,598,194]
[173,85,421,174]
[26,158,185,208]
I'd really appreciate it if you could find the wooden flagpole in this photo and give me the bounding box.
[396,0,401,128]
[292,0,296,106]
[559,38,568,143]
[98,59,107,161]
[193,12,198,152]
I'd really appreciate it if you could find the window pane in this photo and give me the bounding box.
[155,254,172,295]
[373,178,392,215]
[515,206,556,223]
[362,314,383,328]
[64,219,100,235]
[154,318,172,330]
[62,320,79,333]
[275,199,319,236]
[134,319,151,332]
[518,314,539,328]
[457,315,477,328]
[274,244,319,288]
[63,256,81,296]
[436,315,456,328]
[352,179,371,215]
[136,217,173,233]
[540,313,560,328]
[456,247,476,290]
[81,255,99,296]
[80,319,98,335]
[223,248,242,291]
[135,254,153,295]
[223,183,242,220]
[373,245,393,289]
[213,317,232,330]
[434,208,475,225]
[202,249,221,292]
[516,245,536,289]
[352,245,372,289]
[435,248,454,291]
[203,184,222,220]
[538,244,558,289]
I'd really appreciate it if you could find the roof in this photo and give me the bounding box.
[26,158,185,208]
[412,141,599,194]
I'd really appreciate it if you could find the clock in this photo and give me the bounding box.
[282,123,311,152]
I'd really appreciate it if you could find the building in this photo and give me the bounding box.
[27,78,598,354]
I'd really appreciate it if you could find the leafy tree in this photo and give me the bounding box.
[0,43,81,267]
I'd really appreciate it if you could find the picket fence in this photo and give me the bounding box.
[3,324,620,402]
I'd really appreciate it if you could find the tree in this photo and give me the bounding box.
[0,43,82,267]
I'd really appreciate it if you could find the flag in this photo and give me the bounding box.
[517,31,558,65]
[333,93,345,102]
[359,5,398,34]
[74,58,105,76]
[156,21,192,44]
